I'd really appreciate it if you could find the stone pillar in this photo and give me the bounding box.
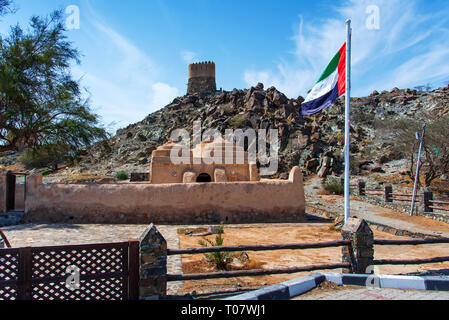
[139,224,167,300]
[341,218,374,274]
[249,164,259,182]
[422,189,433,214]
[385,184,393,203]
[214,167,227,182]
[358,180,366,196]
[182,170,196,183]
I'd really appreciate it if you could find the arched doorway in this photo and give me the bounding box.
[196,173,212,183]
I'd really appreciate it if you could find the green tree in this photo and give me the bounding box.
[0,10,108,165]
[0,0,14,17]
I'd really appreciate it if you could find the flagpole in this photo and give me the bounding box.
[344,19,352,223]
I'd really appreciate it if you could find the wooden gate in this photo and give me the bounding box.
[0,241,139,300]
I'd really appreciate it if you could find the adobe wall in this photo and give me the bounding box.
[188,62,215,79]
[150,162,258,184]
[23,167,306,224]
[0,173,6,213]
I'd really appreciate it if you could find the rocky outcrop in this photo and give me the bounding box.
[4,85,448,181]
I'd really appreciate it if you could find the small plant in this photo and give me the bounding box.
[322,176,344,195]
[198,222,230,270]
[115,171,128,181]
[41,169,53,176]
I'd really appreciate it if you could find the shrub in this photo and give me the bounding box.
[229,114,248,128]
[322,176,344,195]
[115,171,128,181]
[198,222,230,270]
[18,144,71,170]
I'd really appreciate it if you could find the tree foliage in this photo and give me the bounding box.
[379,114,449,187]
[0,10,108,166]
[0,0,14,17]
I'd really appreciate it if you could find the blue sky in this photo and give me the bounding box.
[1,0,449,132]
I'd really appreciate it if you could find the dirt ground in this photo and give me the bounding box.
[177,223,449,296]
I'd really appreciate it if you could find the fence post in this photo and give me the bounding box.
[17,247,32,300]
[422,190,433,213]
[341,218,374,274]
[358,180,366,196]
[385,185,393,203]
[139,224,167,300]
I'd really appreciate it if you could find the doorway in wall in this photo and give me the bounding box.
[196,173,212,183]
[5,172,26,212]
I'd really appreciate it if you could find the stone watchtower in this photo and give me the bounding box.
[187,61,216,96]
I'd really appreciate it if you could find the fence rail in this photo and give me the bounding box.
[166,230,449,284]
[374,256,449,266]
[356,180,449,215]
[166,240,352,282]
[373,238,449,245]
[167,263,350,281]
[372,238,449,266]
[430,200,449,205]
[167,240,351,256]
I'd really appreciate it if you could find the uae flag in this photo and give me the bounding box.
[301,43,346,116]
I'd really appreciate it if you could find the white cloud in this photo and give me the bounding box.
[72,4,180,133]
[151,82,180,108]
[244,0,449,97]
[180,50,198,64]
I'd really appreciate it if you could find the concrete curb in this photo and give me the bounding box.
[224,273,449,300]
[223,273,325,300]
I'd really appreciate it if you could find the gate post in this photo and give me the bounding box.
[0,171,8,213]
[139,224,167,300]
[341,218,374,274]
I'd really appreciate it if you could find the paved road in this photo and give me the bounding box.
[294,286,449,300]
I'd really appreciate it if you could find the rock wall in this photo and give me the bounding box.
[23,167,305,224]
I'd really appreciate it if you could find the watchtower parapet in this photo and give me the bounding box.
[187,61,216,95]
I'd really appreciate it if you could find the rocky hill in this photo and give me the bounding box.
[2,84,449,181]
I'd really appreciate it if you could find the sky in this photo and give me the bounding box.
[1,0,449,133]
